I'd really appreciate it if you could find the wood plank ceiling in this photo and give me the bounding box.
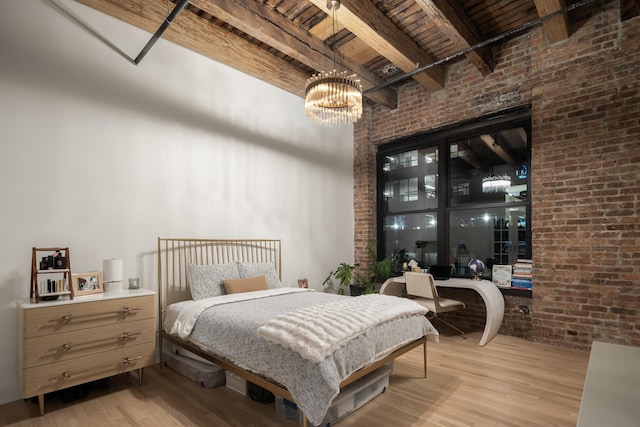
[74,0,630,110]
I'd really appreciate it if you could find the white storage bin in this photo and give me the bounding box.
[163,348,225,388]
[320,364,392,427]
[225,371,248,395]
[275,395,300,420]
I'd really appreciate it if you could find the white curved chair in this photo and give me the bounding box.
[404,272,466,336]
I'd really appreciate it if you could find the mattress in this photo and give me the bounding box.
[165,288,438,425]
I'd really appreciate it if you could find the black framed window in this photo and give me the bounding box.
[377,107,531,282]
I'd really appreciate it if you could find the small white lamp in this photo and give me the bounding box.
[103,258,123,291]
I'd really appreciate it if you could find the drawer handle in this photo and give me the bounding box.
[122,356,143,365]
[61,314,73,323]
[120,307,141,315]
[120,332,141,340]
[59,343,72,352]
[62,371,72,381]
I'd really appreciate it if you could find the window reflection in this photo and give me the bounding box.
[448,206,527,278]
[382,147,439,213]
[449,128,528,206]
[383,213,438,266]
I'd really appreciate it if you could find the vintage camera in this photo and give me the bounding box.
[41,255,55,270]
[53,253,67,269]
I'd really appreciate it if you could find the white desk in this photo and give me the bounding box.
[380,276,505,346]
[577,341,640,427]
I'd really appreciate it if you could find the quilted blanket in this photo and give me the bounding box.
[171,290,438,426]
[257,294,428,363]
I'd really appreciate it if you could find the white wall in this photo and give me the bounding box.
[0,0,354,404]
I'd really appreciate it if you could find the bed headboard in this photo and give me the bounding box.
[157,237,281,327]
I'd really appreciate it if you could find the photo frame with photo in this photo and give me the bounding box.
[72,272,104,296]
[492,264,512,288]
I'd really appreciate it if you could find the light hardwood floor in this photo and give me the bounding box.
[0,332,590,427]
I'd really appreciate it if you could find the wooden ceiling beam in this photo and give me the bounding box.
[621,0,640,21]
[310,17,380,70]
[76,0,310,97]
[308,0,445,92]
[533,0,570,44]
[190,0,397,109]
[339,38,380,66]
[309,15,346,40]
[414,0,494,76]
[480,135,519,169]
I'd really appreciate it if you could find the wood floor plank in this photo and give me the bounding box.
[0,332,589,426]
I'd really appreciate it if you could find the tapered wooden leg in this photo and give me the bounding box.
[138,368,144,386]
[38,394,44,416]
[423,341,428,378]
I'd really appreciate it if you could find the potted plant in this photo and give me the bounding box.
[323,240,394,296]
[323,262,358,295]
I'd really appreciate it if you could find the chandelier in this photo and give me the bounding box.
[304,0,363,126]
[482,142,511,193]
[482,173,511,193]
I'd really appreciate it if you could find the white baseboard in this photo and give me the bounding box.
[0,382,21,406]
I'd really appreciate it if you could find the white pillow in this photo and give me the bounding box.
[236,262,281,289]
[187,263,240,300]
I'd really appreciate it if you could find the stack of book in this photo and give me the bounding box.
[511,259,532,289]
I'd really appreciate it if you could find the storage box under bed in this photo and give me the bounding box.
[162,346,226,388]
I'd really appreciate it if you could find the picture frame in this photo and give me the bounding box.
[72,272,104,296]
[492,264,512,288]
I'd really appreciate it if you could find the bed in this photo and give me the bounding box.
[158,238,438,426]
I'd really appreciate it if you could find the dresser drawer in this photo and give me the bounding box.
[22,295,154,338]
[22,341,155,398]
[22,318,155,369]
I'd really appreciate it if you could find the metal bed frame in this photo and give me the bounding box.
[157,237,427,427]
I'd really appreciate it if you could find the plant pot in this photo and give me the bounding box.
[349,285,366,297]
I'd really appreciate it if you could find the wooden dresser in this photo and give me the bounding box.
[18,289,156,415]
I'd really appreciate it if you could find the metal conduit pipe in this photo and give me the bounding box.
[134,0,191,65]
[364,0,601,94]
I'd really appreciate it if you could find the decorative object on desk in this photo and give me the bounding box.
[492,264,512,288]
[297,278,309,288]
[467,258,485,280]
[102,258,123,291]
[391,248,408,275]
[128,277,140,289]
[72,272,103,296]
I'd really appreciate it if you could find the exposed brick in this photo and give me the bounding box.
[353,1,640,351]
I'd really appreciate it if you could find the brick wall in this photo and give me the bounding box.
[354,1,639,350]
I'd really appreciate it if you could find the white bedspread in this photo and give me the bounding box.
[257,294,428,363]
[165,287,311,338]
[165,290,438,425]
